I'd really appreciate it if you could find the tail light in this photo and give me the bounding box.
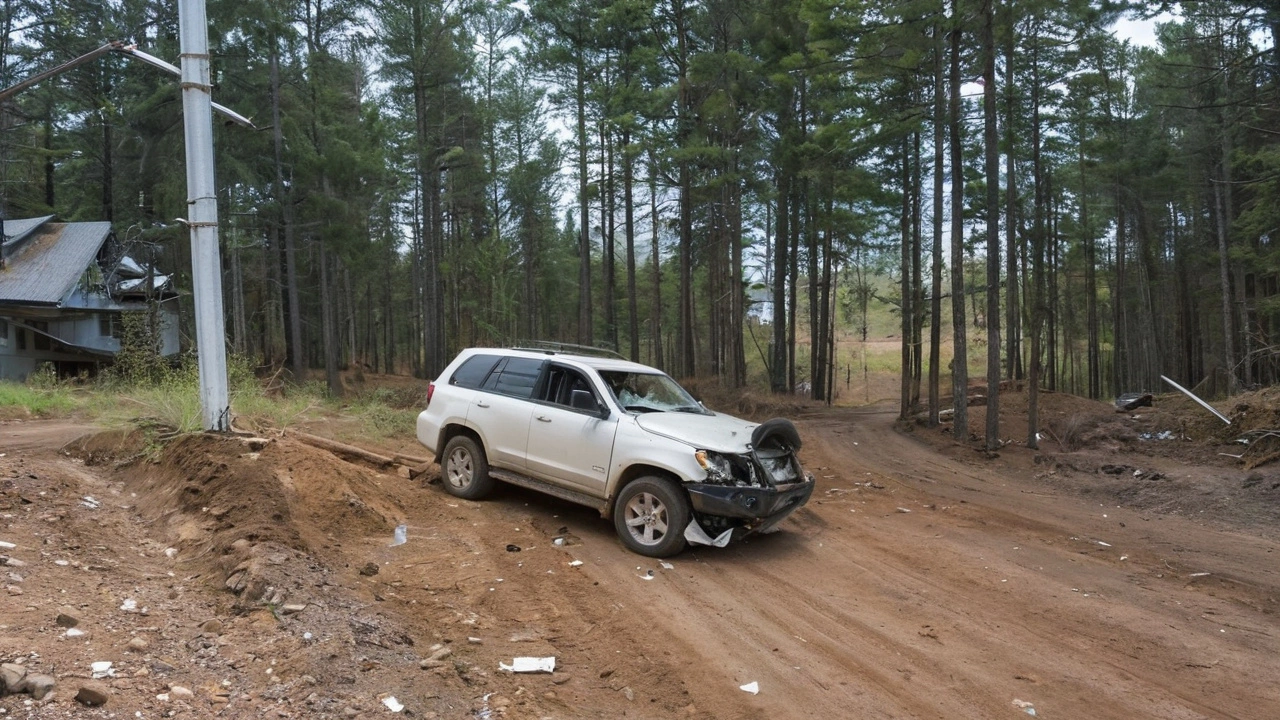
[427,382,435,405]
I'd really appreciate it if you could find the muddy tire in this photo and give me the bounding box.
[441,436,494,500]
[613,476,689,558]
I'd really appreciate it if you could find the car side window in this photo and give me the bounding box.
[451,354,501,388]
[541,365,598,411]
[481,357,543,399]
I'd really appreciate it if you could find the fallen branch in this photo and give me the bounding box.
[286,430,397,468]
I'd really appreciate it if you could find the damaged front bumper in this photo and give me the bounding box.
[686,479,815,526]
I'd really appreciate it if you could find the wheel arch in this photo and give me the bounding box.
[604,464,683,520]
[436,423,484,464]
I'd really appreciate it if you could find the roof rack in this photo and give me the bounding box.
[511,341,625,360]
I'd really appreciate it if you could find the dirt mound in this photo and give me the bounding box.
[121,434,407,605]
[61,428,151,466]
[682,375,808,421]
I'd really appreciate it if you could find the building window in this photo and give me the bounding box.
[16,328,26,350]
[32,321,50,351]
[98,313,122,339]
[0,318,8,346]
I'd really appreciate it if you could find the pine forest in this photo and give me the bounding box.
[2,0,1278,440]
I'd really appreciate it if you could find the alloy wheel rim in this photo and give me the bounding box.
[624,492,668,545]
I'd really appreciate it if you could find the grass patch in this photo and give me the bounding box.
[0,380,77,417]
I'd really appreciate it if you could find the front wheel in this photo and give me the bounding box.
[613,477,689,558]
[441,435,495,500]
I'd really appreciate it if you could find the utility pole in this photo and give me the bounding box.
[178,0,230,431]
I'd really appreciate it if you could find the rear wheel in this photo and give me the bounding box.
[441,435,495,500]
[613,476,689,558]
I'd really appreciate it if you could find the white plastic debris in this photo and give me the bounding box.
[1012,699,1036,716]
[568,560,583,567]
[739,681,759,694]
[91,661,115,678]
[499,656,556,673]
[382,696,404,712]
[660,561,674,570]
[638,570,655,580]
[164,548,178,559]
[1189,572,1211,578]
[65,628,87,638]
[120,598,138,612]
[0,541,15,550]
[1097,541,1112,547]
[684,521,731,548]
[391,524,408,546]
[81,496,101,509]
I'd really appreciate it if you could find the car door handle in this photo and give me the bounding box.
[536,415,551,422]
[476,401,490,408]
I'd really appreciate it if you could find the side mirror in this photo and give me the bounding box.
[570,388,599,413]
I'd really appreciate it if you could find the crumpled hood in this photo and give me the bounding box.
[635,411,756,453]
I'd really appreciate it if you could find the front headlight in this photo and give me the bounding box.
[695,450,734,483]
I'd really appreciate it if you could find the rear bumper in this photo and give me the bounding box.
[685,477,814,525]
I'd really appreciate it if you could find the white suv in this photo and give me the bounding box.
[416,347,815,557]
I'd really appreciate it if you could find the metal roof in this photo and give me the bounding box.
[0,219,112,306]
[1,215,56,251]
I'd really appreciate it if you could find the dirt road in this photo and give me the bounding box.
[2,407,1277,719]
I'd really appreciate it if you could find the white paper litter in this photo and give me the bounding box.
[65,628,87,637]
[120,598,138,612]
[91,661,115,678]
[382,696,404,712]
[499,656,556,673]
[684,520,731,548]
[739,681,759,694]
[568,560,583,567]
[660,561,674,570]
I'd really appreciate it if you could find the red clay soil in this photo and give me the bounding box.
[1,384,1278,719]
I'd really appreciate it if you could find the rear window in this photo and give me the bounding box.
[451,354,501,388]
[483,357,544,399]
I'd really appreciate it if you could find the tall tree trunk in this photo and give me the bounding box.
[576,54,592,346]
[929,14,945,426]
[1027,41,1045,450]
[948,15,969,441]
[320,242,341,396]
[982,0,1001,450]
[900,139,912,419]
[649,152,664,370]
[271,46,305,382]
[1003,14,1021,381]
[624,132,639,361]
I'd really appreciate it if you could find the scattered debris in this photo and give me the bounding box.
[506,544,521,552]
[739,681,759,695]
[1012,698,1036,716]
[660,561,674,570]
[896,507,912,514]
[1189,572,1211,578]
[500,657,556,673]
[80,496,101,509]
[1115,393,1153,412]
[1138,430,1176,441]
[391,524,408,546]
[382,695,404,712]
[0,541,14,550]
[90,661,114,679]
[568,560,583,567]
[637,569,655,580]
[684,521,732,547]
[119,598,137,612]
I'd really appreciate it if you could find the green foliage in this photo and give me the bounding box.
[0,380,76,416]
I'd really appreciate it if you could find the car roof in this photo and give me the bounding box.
[460,347,664,375]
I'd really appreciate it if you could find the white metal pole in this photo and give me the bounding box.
[178,0,229,431]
